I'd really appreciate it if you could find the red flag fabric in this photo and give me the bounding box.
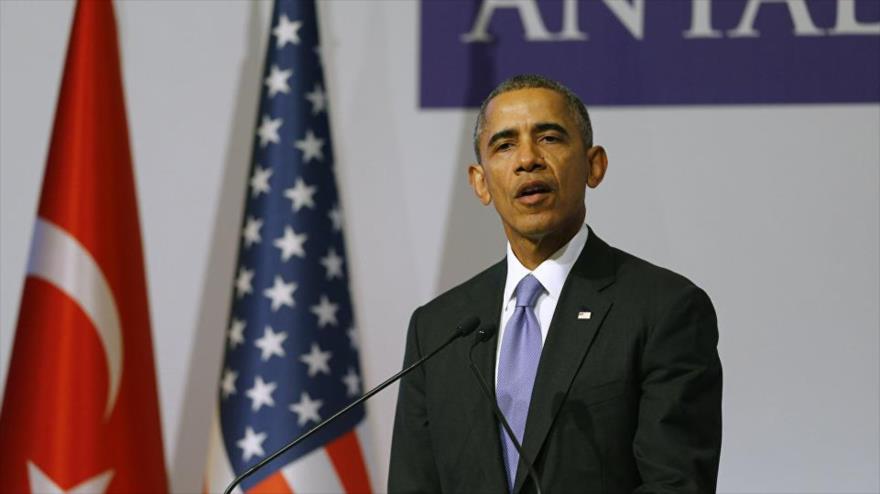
[0,1,168,492]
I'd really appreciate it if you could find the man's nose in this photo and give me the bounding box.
[517,141,545,172]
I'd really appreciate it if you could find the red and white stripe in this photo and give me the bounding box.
[204,411,373,494]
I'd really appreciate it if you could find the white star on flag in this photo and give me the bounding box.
[328,205,342,231]
[250,165,273,197]
[228,318,246,349]
[265,64,293,97]
[299,342,332,377]
[284,178,317,211]
[257,115,283,147]
[273,225,308,262]
[242,216,263,247]
[27,462,114,494]
[273,14,302,48]
[320,248,344,280]
[237,426,267,461]
[235,266,254,298]
[347,326,359,350]
[246,376,278,411]
[263,275,297,311]
[289,392,323,426]
[311,295,339,327]
[221,368,238,399]
[305,83,327,115]
[254,326,288,361]
[294,129,325,163]
[342,368,361,398]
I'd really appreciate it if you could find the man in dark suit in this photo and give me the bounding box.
[388,75,722,493]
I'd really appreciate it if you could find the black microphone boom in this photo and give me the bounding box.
[223,316,481,494]
[468,323,544,494]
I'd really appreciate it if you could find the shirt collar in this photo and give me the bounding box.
[503,224,589,309]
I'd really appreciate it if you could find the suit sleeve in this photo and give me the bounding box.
[388,306,441,493]
[633,285,722,493]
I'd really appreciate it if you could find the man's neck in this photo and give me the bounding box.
[507,217,584,270]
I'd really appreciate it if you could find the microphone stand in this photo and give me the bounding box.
[468,325,544,494]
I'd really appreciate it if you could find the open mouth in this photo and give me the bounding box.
[516,181,553,199]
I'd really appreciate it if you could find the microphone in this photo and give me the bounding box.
[223,316,481,494]
[468,323,544,494]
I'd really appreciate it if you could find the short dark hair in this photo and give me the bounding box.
[472,74,593,163]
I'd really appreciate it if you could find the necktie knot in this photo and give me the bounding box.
[514,274,544,308]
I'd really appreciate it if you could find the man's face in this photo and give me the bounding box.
[469,88,604,245]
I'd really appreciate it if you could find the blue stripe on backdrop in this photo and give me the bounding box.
[421,0,880,107]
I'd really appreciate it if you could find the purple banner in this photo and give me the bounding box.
[420,0,880,107]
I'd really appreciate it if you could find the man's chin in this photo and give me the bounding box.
[502,210,585,243]
[506,216,561,241]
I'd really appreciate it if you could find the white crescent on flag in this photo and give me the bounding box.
[26,218,124,419]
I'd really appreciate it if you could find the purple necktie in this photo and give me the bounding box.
[496,274,544,491]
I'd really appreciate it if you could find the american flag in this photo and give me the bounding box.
[204,1,372,492]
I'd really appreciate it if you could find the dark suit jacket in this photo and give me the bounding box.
[388,229,722,493]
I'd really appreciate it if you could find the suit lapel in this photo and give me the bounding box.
[460,259,508,490]
[513,229,617,493]
[469,261,505,395]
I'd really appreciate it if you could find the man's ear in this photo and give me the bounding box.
[468,163,492,205]
[586,146,608,189]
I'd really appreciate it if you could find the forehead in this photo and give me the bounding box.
[482,88,573,136]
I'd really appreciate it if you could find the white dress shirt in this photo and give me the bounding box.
[495,224,590,385]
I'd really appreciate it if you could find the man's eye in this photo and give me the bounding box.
[496,142,513,152]
[541,135,560,143]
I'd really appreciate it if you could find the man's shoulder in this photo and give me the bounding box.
[418,258,505,315]
[404,259,505,347]
[613,245,700,289]
[606,242,713,314]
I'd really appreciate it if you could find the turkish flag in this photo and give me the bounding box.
[0,1,168,492]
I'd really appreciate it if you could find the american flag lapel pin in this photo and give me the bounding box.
[578,311,592,320]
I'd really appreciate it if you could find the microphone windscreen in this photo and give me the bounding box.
[477,322,498,342]
[456,316,481,336]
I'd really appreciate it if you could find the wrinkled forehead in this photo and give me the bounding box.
[481,88,575,138]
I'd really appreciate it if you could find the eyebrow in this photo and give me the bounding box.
[534,122,569,136]
[487,128,517,149]
[486,122,570,149]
